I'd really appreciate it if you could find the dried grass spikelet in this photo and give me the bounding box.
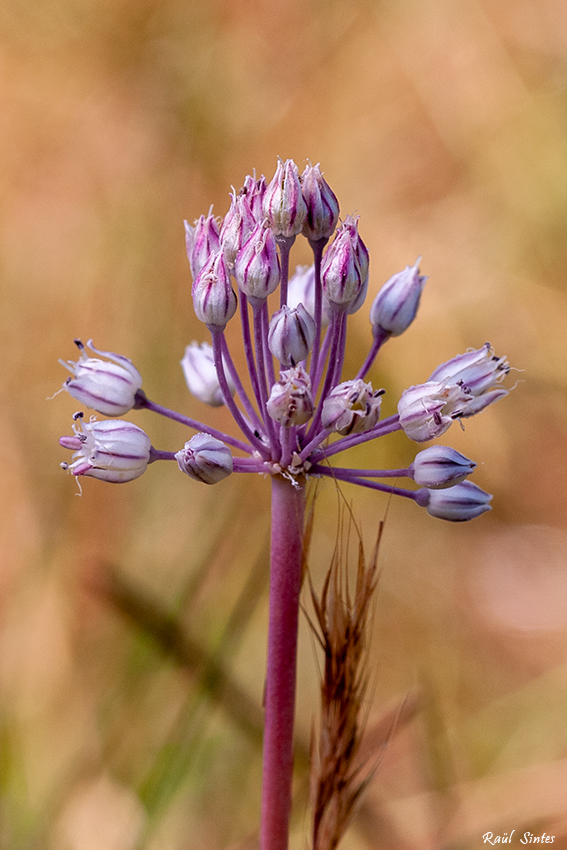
[308,505,383,850]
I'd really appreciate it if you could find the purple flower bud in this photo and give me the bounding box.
[301,163,340,242]
[175,433,233,485]
[181,342,235,407]
[428,343,510,400]
[398,381,473,442]
[219,191,257,267]
[192,250,237,329]
[59,339,142,416]
[411,445,476,489]
[321,379,384,435]
[263,159,308,238]
[423,481,493,521]
[59,415,151,483]
[240,173,266,220]
[321,220,363,308]
[347,274,368,315]
[344,214,369,288]
[234,221,281,307]
[184,210,221,280]
[268,304,316,366]
[370,259,427,337]
[266,365,314,427]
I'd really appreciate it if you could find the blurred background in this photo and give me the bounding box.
[1,0,567,847]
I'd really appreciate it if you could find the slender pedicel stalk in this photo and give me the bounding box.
[298,429,329,463]
[135,391,251,453]
[305,310,345,440]
[312,323,332,398]
[317,415,401,459]
[312,467,420,500]
[356,326,390,380]
[220,335,264,429]
[261,301,276,388]
[308,238,327,384]
[240,293,264,413]
[261,475,305,850]
[277,236,295,307]
[314,465,412,479]
[211,331,270,456]
[253,306,278,449]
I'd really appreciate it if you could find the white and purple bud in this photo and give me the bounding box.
[411,445,476,489]
[301,163,340,242]
[268,304,316,366]
[263,159,308,238]
[344,214,369,289]
[266,365,314,427]
[184,210,221,280]
[428,343,510,406]
[321,379,384,436]
[240,173,266,220]
[181,342,235,407]
[321,220,363,309]
[398,381,473,442]
[422,481,493,521]
[219,190,257,267]
[175,433,233,485]
[234,221,281,307]
[59,415,151,483]
[370,259,427,337]
[192,250,237,329]
[59,339,142,416]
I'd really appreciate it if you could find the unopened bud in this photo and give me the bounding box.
[423,481,493,521]
[411,445,476,489]
[59,339,142,416]
[321,379,384,435]
[263,158,307,238]
[240,173,266,220]
[321,220,363,308]
[370,259,427,336]
[268,304,316,366]
[59,416,151,483]
[184,210,221,279]
[175,433,233,484]
[267,365,314,427]
[192,250,237,329]
[234,221,281,307]
[301,163,340,242]
[219,190,257,267]
[398,381,472,442]
[181,342,235,407]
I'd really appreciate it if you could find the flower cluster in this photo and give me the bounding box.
[58,159,511,520]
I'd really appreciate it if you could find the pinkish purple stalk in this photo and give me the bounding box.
[56,159,513,849]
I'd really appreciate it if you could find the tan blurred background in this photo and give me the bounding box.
[1,0,567,848]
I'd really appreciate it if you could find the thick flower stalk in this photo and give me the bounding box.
[57,159,511,850]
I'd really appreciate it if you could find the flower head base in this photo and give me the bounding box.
[423,481,493,521]
[398,380,473,442]
[411,445,476,489]
[267,365,314,428]
[175,433,233,484]
[59,339,142,416]
[59,414,151,483]
[322,379,384,436]
[370,259,427,337]
[181,342,235,407]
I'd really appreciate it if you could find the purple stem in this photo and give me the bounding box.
[220,335,263,430]
[134,391,251,454]
[261,475,305,850]
[356,327,390,380]
[304,309,345,441]
[277,235,295,307]
[240,293,264,413]
[308,238,327,385]
[314,465,412,479]
[317,414,401,460]
[254,305,278,450]
[312,466,420,500]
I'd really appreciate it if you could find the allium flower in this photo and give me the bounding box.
[175,433,233,484]
[234,221,281,306]
[181,342,235,407]
[321,217,365,309]
[267,365,314,427]
[397,381,473,442]
[59,415,151,483]
[423,481,493,521]
[428,343,509,411]
[321,379,384,435]
[184,210,221,279]
[370,259,427,337]
[268,304,316,367]
[219,190,257,267]
[301,163,340,243]
[192,250,237,329]
[263,158,307,239]
[411,445,476,489]
[59,339,142,416]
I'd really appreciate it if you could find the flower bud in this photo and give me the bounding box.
[59,415,151,483]
[234,221,281,307]
[345,214,369,288]
[263,158,308,238]
[301,163,339,242]
[398,381,473,442]
[370,259,427,337]
[192,250,237,329]
[423,481,493,521]
[219,190,257,267]
[428,343,510,401]
[59,339,142,416]
[184,210,221,280]
[181,342,235,407]
[321,379,384,435]
[321,217,364,308]
[267,365,314,427]
[411,445,476,489]
[268,304,316,366]
[240,173,266,220]
[175,433,233,485]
